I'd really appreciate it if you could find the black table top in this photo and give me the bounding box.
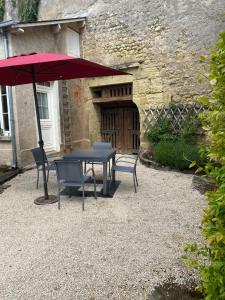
[63,148,116,162]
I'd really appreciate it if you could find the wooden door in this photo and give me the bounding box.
[101,106,140,154]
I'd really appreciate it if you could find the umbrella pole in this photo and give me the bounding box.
[32,76,49,200]
[31,66,58,205]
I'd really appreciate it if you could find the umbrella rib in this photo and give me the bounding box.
[7,65,66,82]
[13,69,28,85]
[35,60,71,74]
[9,66,32,74]
[8,61,70,74]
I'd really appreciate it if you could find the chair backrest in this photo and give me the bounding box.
[93,142,112,150]
[54,160,83,183]
[116,148,141,169]
[31,147,48,167]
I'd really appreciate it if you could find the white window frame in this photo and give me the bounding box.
[36,81,61,152]
[0,86,11,136]
[36,84,51,121]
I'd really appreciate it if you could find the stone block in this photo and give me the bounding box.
[133,79,151,95]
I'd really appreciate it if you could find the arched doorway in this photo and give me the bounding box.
[92,84,140,154]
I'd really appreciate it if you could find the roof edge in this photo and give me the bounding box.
[11,16,87,29]
[0,19,18,28]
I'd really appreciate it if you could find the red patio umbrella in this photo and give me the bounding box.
[0,52,127,204]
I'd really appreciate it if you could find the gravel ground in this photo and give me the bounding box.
[0,162,206,300]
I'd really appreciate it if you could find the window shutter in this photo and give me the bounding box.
[66,28,80,57]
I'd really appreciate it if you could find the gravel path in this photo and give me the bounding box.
[0,163,206,300]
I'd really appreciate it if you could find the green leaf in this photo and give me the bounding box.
[189,161,197,168]
[198,96,209,104]
[196,166,204,173]
[199,55,206,62]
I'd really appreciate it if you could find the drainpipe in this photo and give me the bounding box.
[1,29,17,169]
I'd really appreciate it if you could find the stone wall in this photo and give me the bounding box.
[39,0,225,102]
[38,0,225,148]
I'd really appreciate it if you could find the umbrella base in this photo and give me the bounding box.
[34,195,58,205]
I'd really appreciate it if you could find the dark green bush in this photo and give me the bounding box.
[146,118,175,144]
[153,140,202,170]
[146,114,200,146]
[180,116,200,145]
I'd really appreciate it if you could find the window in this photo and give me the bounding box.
[37,91,49,120]
[0,86,10,135]
[37,82,51,87]
[66,28,80,57]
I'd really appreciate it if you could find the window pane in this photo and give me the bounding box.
[37,82,51,87]
[43,107,49,119]
[2,96,8,113]
[37,92,49,119]
[3,113,9,131]
[1,86,6,95]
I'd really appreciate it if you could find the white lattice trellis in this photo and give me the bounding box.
[143,103,207,133]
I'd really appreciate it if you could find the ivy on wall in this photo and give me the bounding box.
[0,0,40,22]
[17,0,40,22]
[0,0,5,21]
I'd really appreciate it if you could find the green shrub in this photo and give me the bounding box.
[154,140,201,170]
[180,116,200,145]
[182,31,225,299]
[146,114,200,146]
[146,118,175,144]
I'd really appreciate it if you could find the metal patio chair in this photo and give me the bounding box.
[111,151,140,193]
[31,147,56,189]
[54,160,97,211]
[85,142,112,177]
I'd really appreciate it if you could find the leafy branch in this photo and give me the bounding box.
[183,31,225,299]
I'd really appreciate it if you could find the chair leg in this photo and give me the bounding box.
[108,161,111,179]
[36,169,39,189]
[82,185,85,211]
[133,173,137,193]
[93,177,97,200]
[47,169,49,182]
[68,187,72,198]
[57,189,61,210]
[135,170,139,186]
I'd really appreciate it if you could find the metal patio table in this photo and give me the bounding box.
[63,148,116,196]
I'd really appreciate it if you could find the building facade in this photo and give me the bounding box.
[0,0,225,167]
[0,17,85,167]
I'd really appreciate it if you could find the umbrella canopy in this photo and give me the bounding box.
[0,52,126,86]
[0,52,127,204]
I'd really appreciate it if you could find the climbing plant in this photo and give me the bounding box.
[0,0,5,21]
[17,0,40,22]
[182,31,225,299]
